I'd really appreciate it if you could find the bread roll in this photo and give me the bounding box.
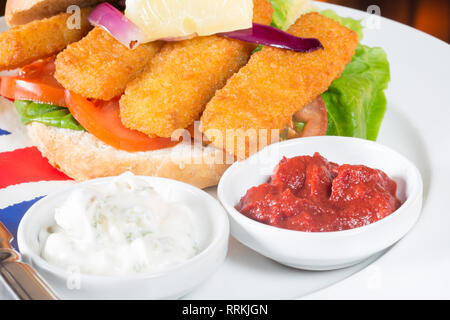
[5,0,102,26]
[27,121,230,188]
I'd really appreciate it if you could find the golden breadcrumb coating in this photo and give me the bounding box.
[200,12,359,159]
[0,8,93,71]
[55,27,163,100]
[119,0,273,138]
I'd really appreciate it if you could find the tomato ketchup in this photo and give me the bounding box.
[236,153,401,232]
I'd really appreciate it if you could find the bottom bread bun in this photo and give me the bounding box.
[27,122,231,189]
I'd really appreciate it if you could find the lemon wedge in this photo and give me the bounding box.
[125,0,254,42]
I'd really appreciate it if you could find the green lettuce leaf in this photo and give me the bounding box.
[317,10,390,141]
[319,9,364,40]
[322,45,390,140]
[269,0,315,30]
[14,100,84,131]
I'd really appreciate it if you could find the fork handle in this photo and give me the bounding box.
[0,249,59,300]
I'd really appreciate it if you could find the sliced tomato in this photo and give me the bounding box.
[0,57,66,106]
[0,77,66,106]
[18,57,61,86]
[293,96,328,137]
[1,57,182,152]
[65,91,180,152]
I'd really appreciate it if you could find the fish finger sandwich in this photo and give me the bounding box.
[0,0,389,188]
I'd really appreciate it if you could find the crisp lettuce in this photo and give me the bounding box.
[323,45,390,140]
[14,100,84,131]
[318,10,390,141]
[269,0,316,30]
[268,2,363,38]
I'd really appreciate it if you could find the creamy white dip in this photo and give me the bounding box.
[40,173,199,276]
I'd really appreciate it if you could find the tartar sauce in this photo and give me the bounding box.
[40,173,199,276]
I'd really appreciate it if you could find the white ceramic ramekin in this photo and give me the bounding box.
[218,136,423,270]
[18,176,229,299]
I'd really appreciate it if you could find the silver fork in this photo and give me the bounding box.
[0,221,59,300]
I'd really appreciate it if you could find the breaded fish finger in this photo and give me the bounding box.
[200,12,359,158]
[119,0,273,138]
[55,27,164,100]
[0,8,93,71]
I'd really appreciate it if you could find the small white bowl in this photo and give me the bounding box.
[218,136,423,271]
[18,176,229,299]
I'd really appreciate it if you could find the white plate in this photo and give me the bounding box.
[0,1,449,299]
[300,2,450,299]
[190,2,450,299]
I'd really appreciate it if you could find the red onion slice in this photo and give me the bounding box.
[88,4,322,53]
[88,2,147,49]
[220,23,323,53]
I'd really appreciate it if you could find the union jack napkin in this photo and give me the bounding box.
[0,97,75,249]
